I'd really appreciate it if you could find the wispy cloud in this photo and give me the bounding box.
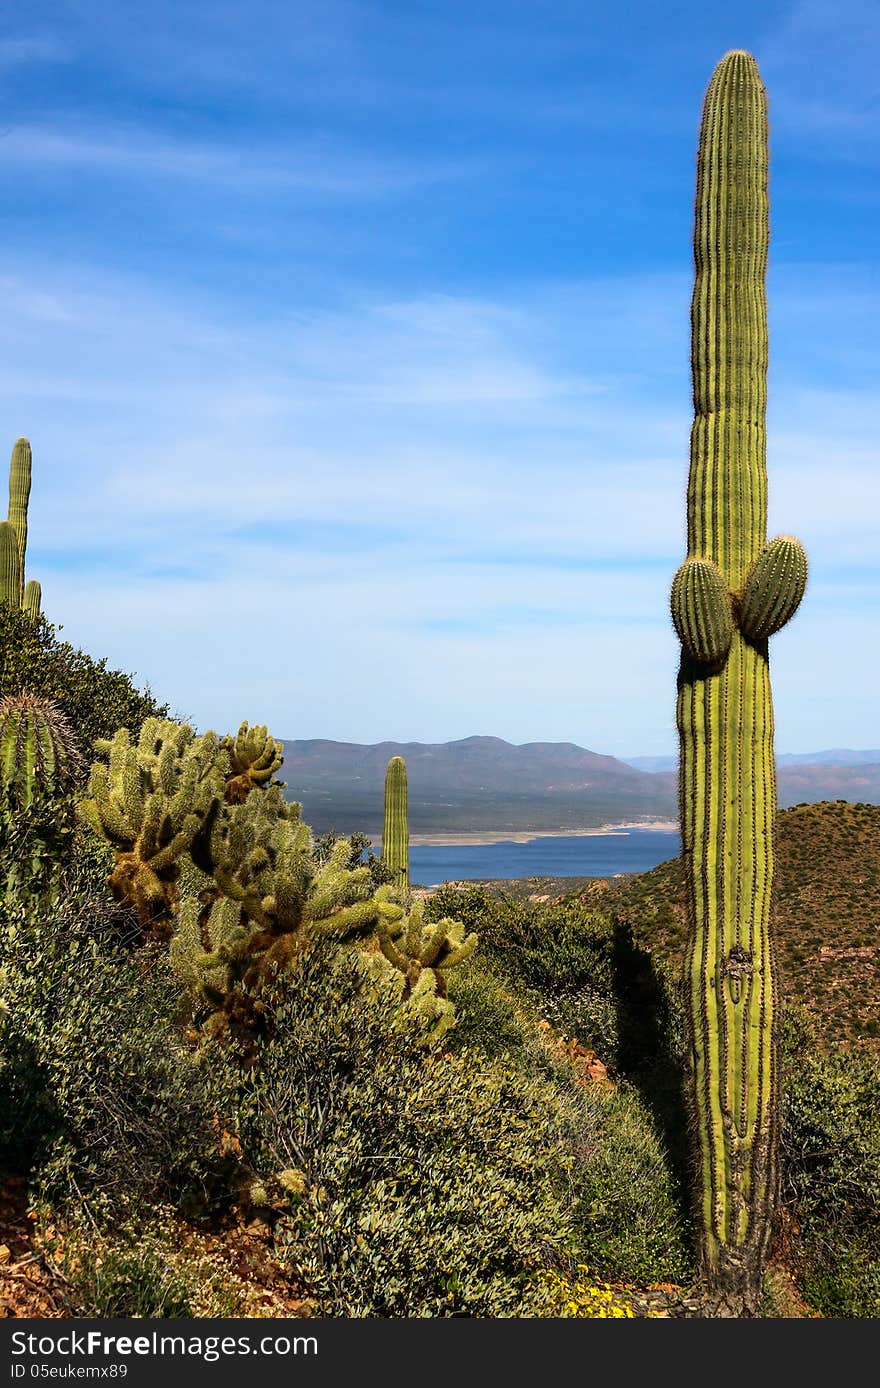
[0,124,474,198]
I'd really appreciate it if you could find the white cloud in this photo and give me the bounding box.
[1,256,876,751]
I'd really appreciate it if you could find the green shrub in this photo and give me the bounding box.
[444,960,535,1060]
[0,848,226,1211]
[236,942,576,1317]
[780,1008,880,1317]
[0,605,169,778]
[561,1079,693,1286]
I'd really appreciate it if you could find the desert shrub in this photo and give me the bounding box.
[0,605,169,779]
[780,1008,880,1317]
[426,891,620,1057]
[0,850,227,1212]
[561,1079,693,1285]
[443,959,535,1060]
[236,941,576,1317]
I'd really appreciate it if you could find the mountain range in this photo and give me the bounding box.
[278,735,880,834]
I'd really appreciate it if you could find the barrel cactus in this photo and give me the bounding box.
[0,693,79,910]
[671,51,807,1314]
[382,755,409,893]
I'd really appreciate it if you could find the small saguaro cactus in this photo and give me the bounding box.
[1,439,41,618]
[671,51,807,1315]
[0,693,80,910]
[79,719,222,938]
[382,755,409,893]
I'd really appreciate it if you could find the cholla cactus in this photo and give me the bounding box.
[220,721,284,803]
[79,718,221,937]
[0,693,79,910]
[363,898,477,1044]
[174,790,406,1032]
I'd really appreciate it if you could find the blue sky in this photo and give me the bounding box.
[2,0,878,755]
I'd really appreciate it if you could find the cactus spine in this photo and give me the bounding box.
[382,755,409,892]
[673,52,807,1314]
[1,439,41,618]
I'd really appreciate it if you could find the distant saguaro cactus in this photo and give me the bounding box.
[671,51,807,1315]
[382,755,409,892]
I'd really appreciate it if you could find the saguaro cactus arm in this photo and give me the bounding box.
[0,523,21,609]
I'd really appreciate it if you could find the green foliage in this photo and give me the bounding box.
[780,1009,880,1317]
[427,888,693,1285]
[237,942,575,1316]
[426,889,625,1066]
[562,1081,692,1286]
[444,960,534,1060]
[0,849,226,1211]
[0,604,169,776]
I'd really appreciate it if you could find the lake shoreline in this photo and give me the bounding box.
[370,819,679,848]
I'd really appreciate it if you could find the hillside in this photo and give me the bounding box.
[625,758,880,808]
[279,735,675,832]
[280,736,880,834]
[579,801,880,1050]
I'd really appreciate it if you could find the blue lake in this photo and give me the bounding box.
[407,828,682,885]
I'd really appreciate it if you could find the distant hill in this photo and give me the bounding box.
[278,735,675,833]
[622,757,880,809]
[279,735,880,833]
[624,750,880,771]
[581,801,880,1050]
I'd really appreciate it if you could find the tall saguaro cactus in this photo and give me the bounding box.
[671,51,807,1315]
[382,755,409,893]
